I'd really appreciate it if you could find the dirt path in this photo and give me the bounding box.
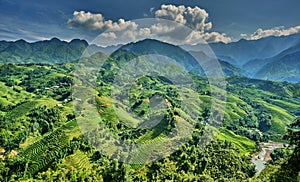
[251,141,285,174]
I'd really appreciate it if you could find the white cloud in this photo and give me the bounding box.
[202,32,231,44]
[182,31,231,45]
[67,11,138,32]
[139,28,151,37]
[155,4,212,32]
[246,25,300,40]
[149,23,176,34]
[68,5,232,45]
[100,32,117,40]
[240,33,247,37]
[96,27,152,46]
[152,5,231,43]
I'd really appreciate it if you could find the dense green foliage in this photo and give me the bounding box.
[0,56,299,181]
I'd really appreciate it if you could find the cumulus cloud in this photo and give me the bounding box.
[67,11,138,32]
[202,32,231,44]
[96,27,152,46]
[100,32,117,40]
[183,31,231,45]
[152,5,231,44]
[246,25,300,40]
[67,5,232,45]
[155,4,212,32]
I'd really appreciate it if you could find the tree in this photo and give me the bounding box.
[0,159,9,182]
[285,117,300,172]
[272,117,300,182]
[258,112,272,132]
[27,106,61,134]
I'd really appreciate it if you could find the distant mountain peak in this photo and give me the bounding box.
[49,37,61,42]
[70,39,89,47]
[15,39,27,44]
[132,38,178,46]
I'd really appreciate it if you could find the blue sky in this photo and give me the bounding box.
[1,0,300,44]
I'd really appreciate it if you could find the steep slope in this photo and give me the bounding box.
[218,59,242,76]
[243,43,300,77]
[112,39,203,74]
[255,51,300,82]
[111,39,241,76]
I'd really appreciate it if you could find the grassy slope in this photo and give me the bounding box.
[7,98,59,118]
[62,150,92,170]
[225,85,298,136]
[259,100,294,134]
[0,81,34,106]
[216,128,256,155]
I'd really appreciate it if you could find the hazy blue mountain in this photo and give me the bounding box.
[111,39,241,77]
[254,50,300,83]
[237,42,300,82]
[183,33,300,82]
[184,33,300,67]
[243,42,300,75]
[211,34,300,66]
[218,59,242,76]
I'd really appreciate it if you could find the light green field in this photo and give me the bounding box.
[216,128,256,155]
[7,98,59,118]
[0,81,34,106]
[62,150,92,170]
[259,100,294,134]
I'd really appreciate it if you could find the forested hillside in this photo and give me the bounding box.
[0,54,299,181]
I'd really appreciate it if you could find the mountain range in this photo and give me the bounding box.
[185,33,300,82]
[1,34,300,82]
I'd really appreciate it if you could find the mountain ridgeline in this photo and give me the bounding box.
[1,34,300,82]
[0,38,88,64]
[185,33,300,83]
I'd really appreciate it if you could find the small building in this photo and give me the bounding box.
[74,97,82,101]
